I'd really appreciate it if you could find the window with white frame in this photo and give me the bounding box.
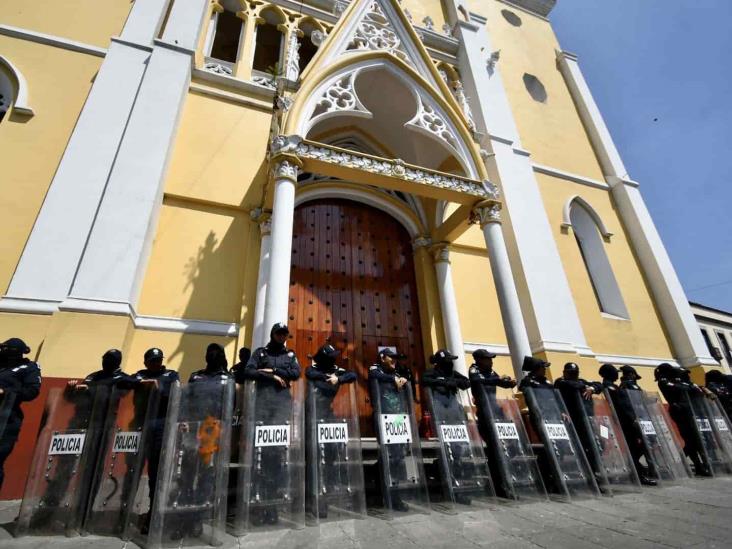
[252,9,284,75]
[569,199,629,318]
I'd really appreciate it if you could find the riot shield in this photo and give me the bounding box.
[643,392,692,479]
[688,391,732,475]
[623,389,680,482]
[147,379,234,548]
[17,385,110,536]
[707,398,732,463]
[522,387,600,500]
[235,379,305,533]
[472,385,546,501]
[424,386,494,507]
[83,383,160,538]
[305,380,366,524]
[588,393,640,492]
[370,378,430,518]
[0,391,16,441]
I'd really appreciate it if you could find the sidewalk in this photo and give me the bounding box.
[1,478,730,548]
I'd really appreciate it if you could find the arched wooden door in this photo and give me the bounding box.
[288,198,425,435]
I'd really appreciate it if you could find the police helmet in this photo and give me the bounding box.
[563,362,580,373]
[599,363,618,380]
[144,347,164,362]
[472,348,497,361]
[270,323,290,337]
[430,349,459,364]
[102,348,123,368]
[522,356,549,373]
[1,337,30,355]
[619,364,641,379]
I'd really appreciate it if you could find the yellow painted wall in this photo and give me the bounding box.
[451,247,507,345]
[0,37,102,294]
[536,172,674,360]
[164,89,271,208]
[483,1,605,181]
[402,0,448,30]
[137,198,250,323]
[0,0,132,48]
[0,312,52,364]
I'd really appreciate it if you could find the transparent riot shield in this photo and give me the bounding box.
[370,378,430,518]
[688,391,732,475]
[522,387,600,500]
[83,383,159,538]
[235,379,305,533]
[0,391,16,441]
[424,387,494,508]
[623,389,679,482]
[305,380,366,524]
[587,393,641,492]
[644,392,692,479]
[17,385,110,536]
[472,386,546,501]
[707,398,732,463]
[148,379,234,548]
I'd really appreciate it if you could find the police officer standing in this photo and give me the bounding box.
[600,364,657,485]
[305,343,356,518]
[230,347,252,380]
[469,349,516,437]
[189,343,233,384]
[69,349,138,390]
[656,363,712,476]
[0,338,41,490]
[518,356,552,390]
[236,323,300,525]
[706,369,732,418]
[134,348,180,533]
[368,348,410,511]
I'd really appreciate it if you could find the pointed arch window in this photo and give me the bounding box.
[208,9,242,63]
[565,197,629,319]
[298,21,322,73]
[253,9,285,74]
[0,56,34,121]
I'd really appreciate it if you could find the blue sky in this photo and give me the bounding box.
[551,0,732,312]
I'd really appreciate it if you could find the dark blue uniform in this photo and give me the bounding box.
[83,368,138,389]
[0,358,41,488]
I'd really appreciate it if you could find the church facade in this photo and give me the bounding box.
[0,0,718,495]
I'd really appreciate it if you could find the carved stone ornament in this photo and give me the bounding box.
[311,30,326,46]
[431,244,451,264]
[452,80,476,131]
[312,72,372,123]
[204,62,233,76]
[442,23,453,36]
[270,134,304,156]
[412,235,432,250]
[284,33,301,82]
[422,16,434,30]
[252,74,276,90]
[481,180,501,201]
[292,140,491,198]
[334,0,350,17]
[487,50,501,75]
[348,1,413,66]
[259,218,273,235]
[273,160,299,180]
[276,95,294,112]
[406,97,458,151]
[470,203,502,226]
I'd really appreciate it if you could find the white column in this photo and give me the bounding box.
[63,0,210,315]
[472,203,532,379]
[0,0,171,313]
[251,214,272,348]
[556,50,716,368]
[450,13,591,357]
[262,160,298,333]
[432,244,468,377]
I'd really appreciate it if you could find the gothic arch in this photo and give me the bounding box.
[562,195,613,239]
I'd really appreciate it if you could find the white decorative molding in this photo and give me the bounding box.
[252,74,277,90]
[431,243,451,264]
[593,353,679,369]
[406,95,458,151]
[284,32,301,82]
[203,61,233,75]
[561,195,613,239]
[0,297,60,315]
[334,0,350,17]
[532,163,609,190]
[464,342,511,356]
[293,138,490,198]
[348,1,412,66]
[442,23,454,37]
[59,297,135,317]
[311,71,372,126]
[135,314,239,337]
[191,67,275,100]
[0,55,34,115]
[422,16,435,31]
[273,159,299,180]
[311,29,326,46]
[0,24,107,58]
[452,80,475,131]
[411,235,432,250]
[470,203,502,226]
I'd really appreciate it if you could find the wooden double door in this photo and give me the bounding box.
[287,198,425,435]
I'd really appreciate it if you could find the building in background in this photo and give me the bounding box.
[0,0,719,497]
[691,302,732,373]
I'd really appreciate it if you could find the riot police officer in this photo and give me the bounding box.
[601,364,657,485]
[518,356,552,390]
[0,338,41,490]
[69,349,138,390]
[189,343,234,383]
[368,348,410,512]
[305,343,356,518]
[422,349,473,505]
[134,348,180,533]
[469,349,516,438]
[706,369,732,418]
[656,363,712,476]
[237,323,300,525]
[230,347,251,380]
